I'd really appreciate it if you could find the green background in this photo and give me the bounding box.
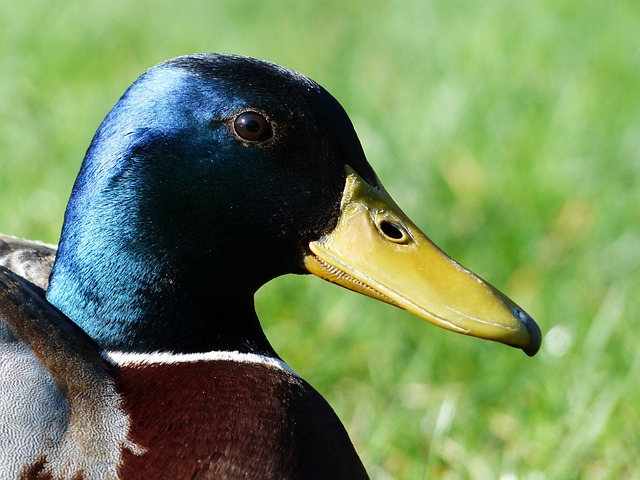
[1,1,638,478]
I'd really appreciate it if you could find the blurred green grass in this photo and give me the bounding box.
[1,0,638,478]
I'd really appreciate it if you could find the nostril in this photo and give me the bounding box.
[379,220,404,240]
[373,213,411,244]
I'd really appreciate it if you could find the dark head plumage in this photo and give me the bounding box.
[46,54,383,354]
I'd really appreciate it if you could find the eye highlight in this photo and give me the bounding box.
[233,111,272,142]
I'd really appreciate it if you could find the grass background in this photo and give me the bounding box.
[1,0,638,478]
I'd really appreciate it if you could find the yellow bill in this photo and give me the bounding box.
[304,166,541,356]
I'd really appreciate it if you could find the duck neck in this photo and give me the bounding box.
[46,240,277,356]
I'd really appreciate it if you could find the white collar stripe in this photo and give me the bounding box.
[104,350,297,376]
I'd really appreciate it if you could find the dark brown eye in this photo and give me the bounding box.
[233,111,272,142]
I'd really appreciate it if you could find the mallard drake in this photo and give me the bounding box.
[0,54,541,480]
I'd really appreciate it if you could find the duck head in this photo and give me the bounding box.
[46,54,540,356]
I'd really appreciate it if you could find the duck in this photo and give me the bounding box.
[0,53,541,480]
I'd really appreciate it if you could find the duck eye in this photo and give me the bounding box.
[233,111,272,142]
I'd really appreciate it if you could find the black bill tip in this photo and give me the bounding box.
[514,306,542,357]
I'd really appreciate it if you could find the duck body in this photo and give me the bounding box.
[114,352,366,479]
[0,54,540,479]
[1,256,366,479]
